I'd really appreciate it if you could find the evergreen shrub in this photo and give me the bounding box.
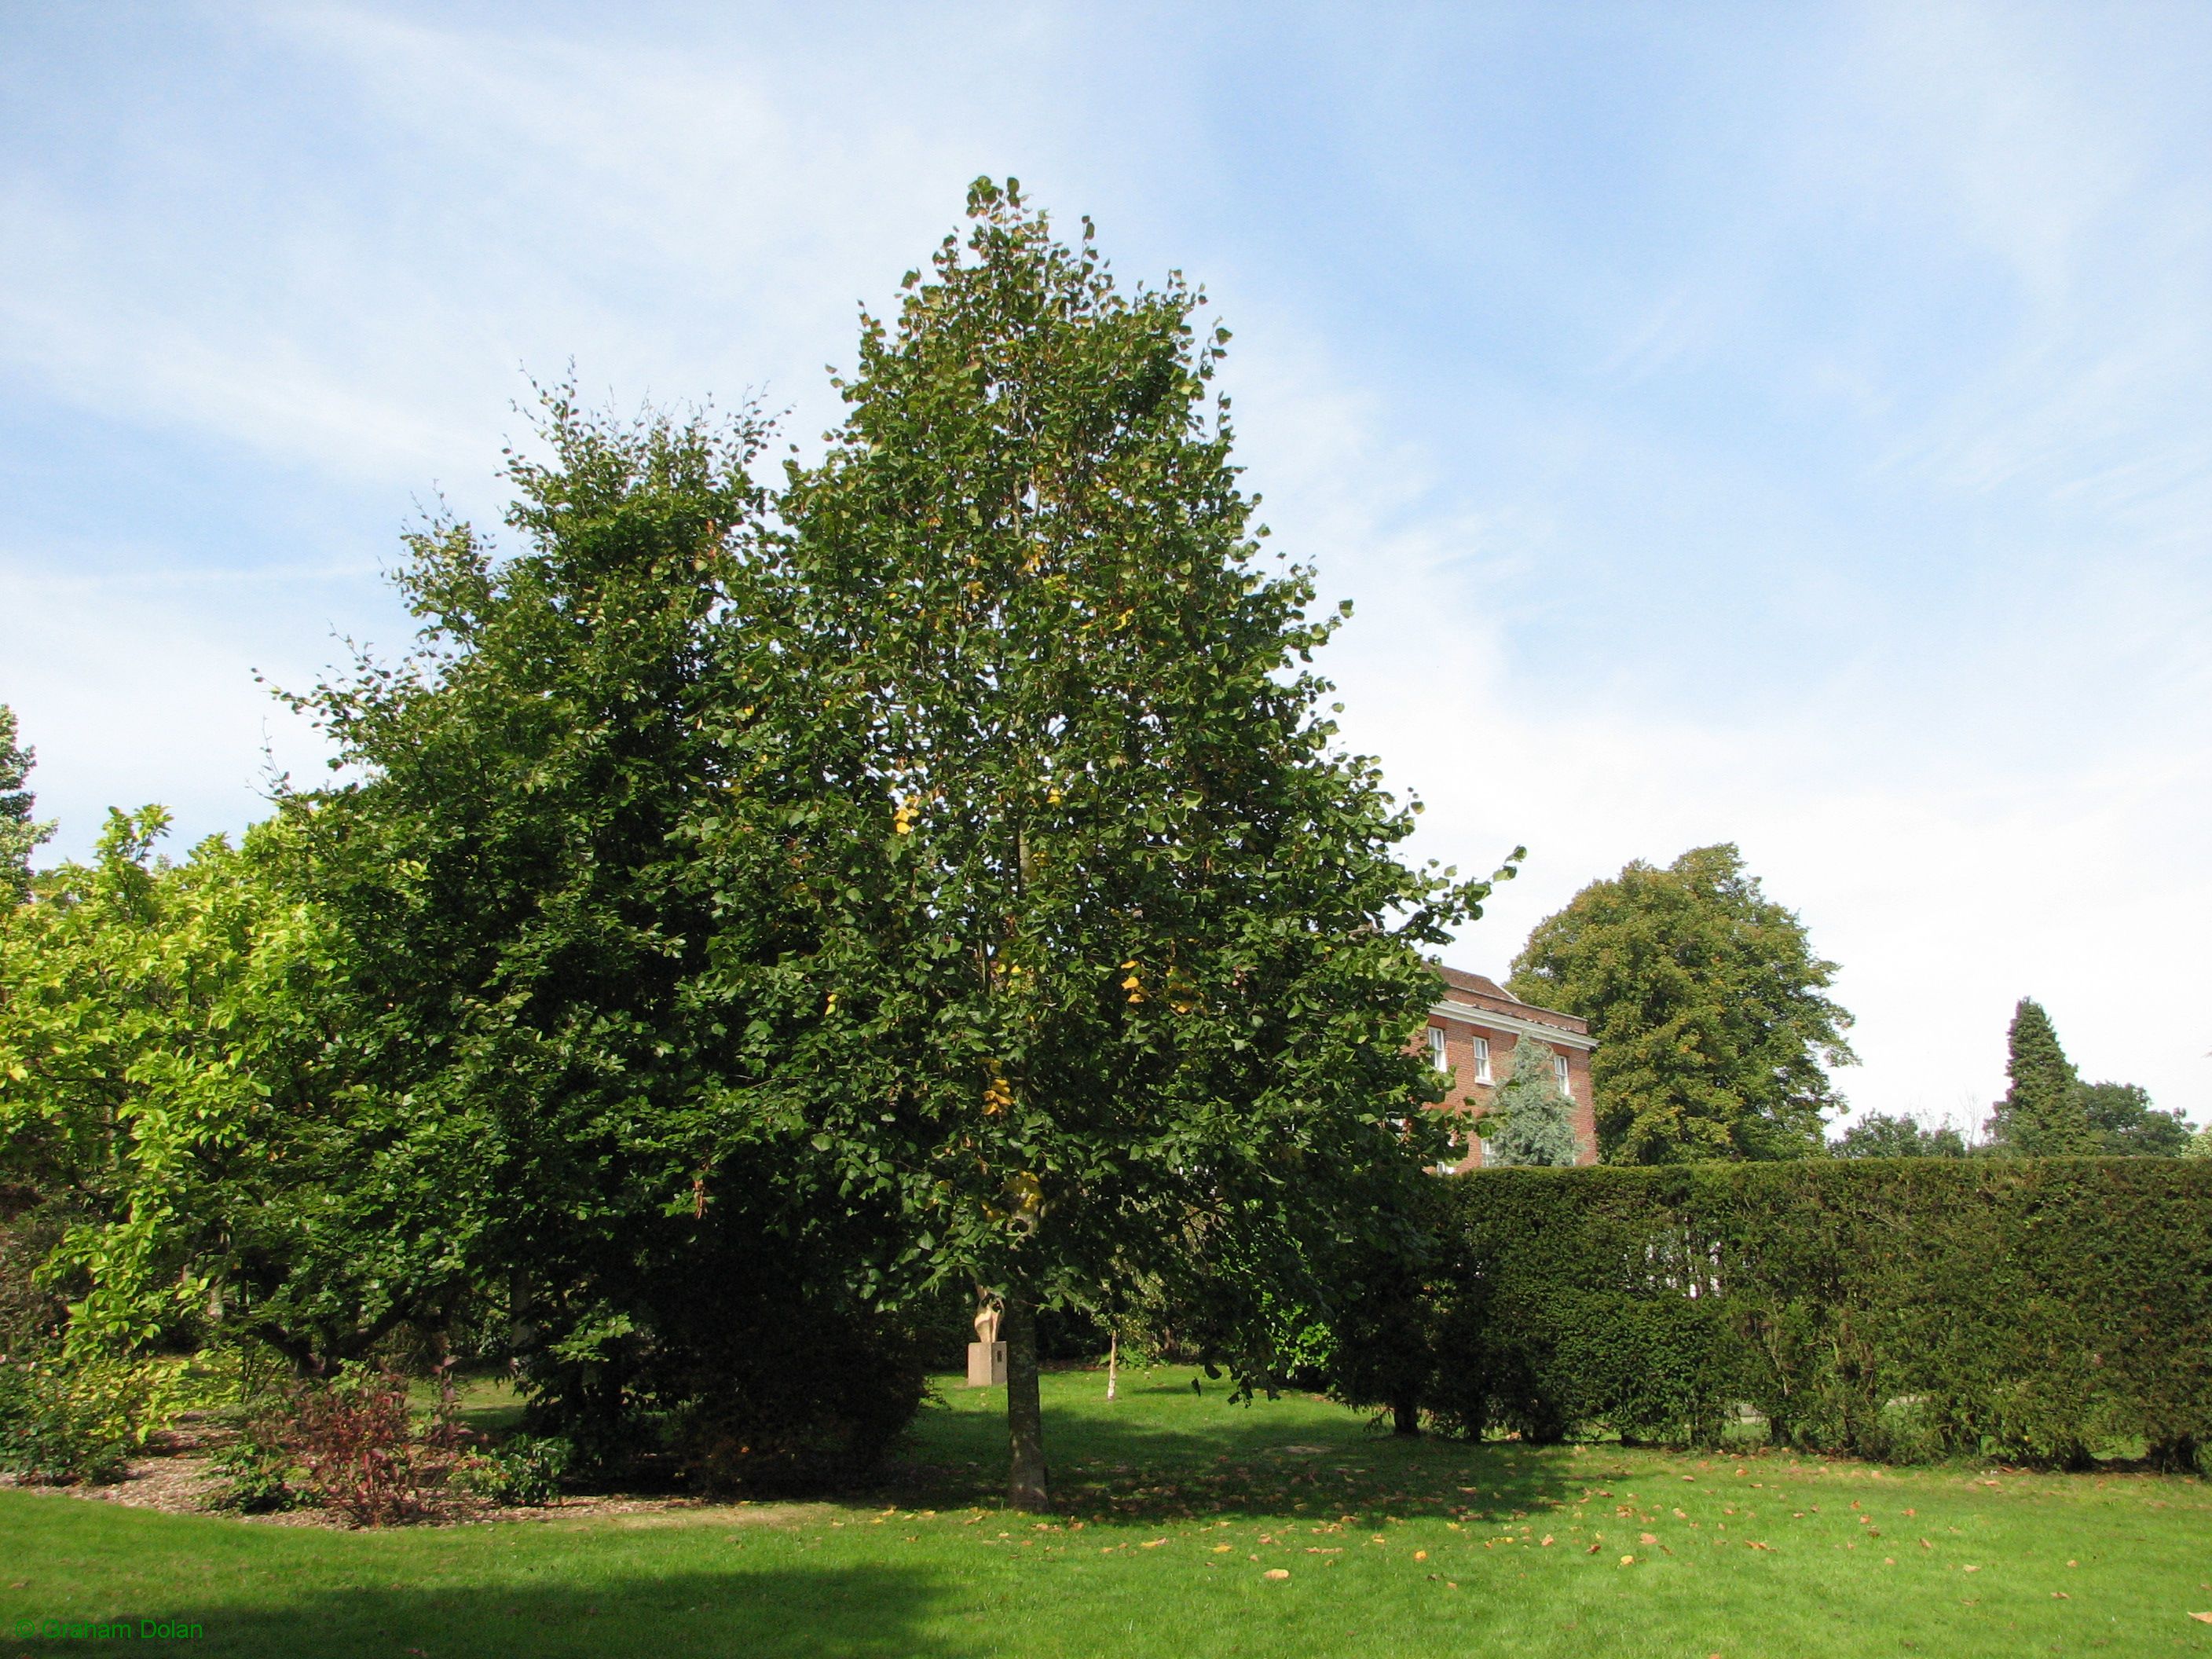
[1420,1159,2212,1468]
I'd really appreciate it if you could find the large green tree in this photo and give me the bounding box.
[731,181,1492,1507]
[272,394,926,1470]
[0,705,55,903]
[1509,844,1854,1163]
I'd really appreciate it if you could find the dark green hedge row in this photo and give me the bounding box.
[1409,1159,2211,1468]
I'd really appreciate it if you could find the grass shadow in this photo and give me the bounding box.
[877,1368,1605,1529]
[92,1563,952,1659]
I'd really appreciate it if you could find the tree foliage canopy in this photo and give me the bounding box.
[1508,844,1854,1163]
[1833,1112,1970,1159]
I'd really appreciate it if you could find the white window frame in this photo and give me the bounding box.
[1427,1026,1449,1073]
[1554,1053,1572,1097]
[1470,1035,1492,1083]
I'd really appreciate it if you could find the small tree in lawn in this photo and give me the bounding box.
[749,181,1498,1509]
[1480,1035,1579,1166]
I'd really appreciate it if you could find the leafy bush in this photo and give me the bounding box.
[449,1434,570,1507]
[1404,1159,2212,1468]
[0,1350,193,1485]
[203,1407,301,1513]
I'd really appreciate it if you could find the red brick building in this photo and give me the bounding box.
[1423,965,1599,1169]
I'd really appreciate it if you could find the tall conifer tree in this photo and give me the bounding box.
[1988,998,2089,1154]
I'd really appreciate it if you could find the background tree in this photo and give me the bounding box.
[2075,1081,2193,1156]
[1833,1111,1970,1158]
[0,706,55,903]
[0,807,309,1353]
[1480,1036,1578,1167]
[1509,844,1854,1163]
[747,181,1492,1507]
[1983,998,2089,1155]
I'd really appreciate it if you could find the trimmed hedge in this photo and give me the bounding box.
[1414,1159,2211,1468]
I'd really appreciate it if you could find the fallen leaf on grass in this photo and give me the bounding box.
[1141,1539,1166,1549]
[1262,1569,1290,1580]
[1213,1544,1232,1553]
[1620,1555,1635,1566]
[1540,1536,1554,1547]
[2189,1613,2212,1624]
[2051,1592,2069,1600]
[1587,1544,1602,1555]
[1962,1565,1981,1574]
[1639,1533,1657,1545]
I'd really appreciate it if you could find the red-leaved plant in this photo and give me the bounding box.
[287,1366,423,1527]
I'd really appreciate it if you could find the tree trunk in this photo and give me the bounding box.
[1105,1328,1118,1401]
[1392,1393,1420,1437]
[1004,1289,1050,1510]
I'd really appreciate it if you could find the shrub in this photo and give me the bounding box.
[287,1365,424,1525]
[0,1350,192,1485]
[1406,1159,2212,1467]
[204,1406,301,1513]
[449,1434,570,1507]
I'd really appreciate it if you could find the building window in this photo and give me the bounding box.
[1427,1026,1449,1072]
[1470,1035,1492,1083]
[1554,1054,1572,1096]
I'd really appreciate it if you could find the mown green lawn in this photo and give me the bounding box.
[5,1366,2210,1657]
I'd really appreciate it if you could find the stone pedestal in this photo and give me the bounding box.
[966,1340,1008,1388]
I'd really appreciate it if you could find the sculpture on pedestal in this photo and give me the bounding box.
[966,1290,1007,1387]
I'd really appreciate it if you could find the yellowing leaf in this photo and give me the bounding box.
[1263,1568,1290,1580]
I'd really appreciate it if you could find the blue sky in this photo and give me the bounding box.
[2,2,2207,1126]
